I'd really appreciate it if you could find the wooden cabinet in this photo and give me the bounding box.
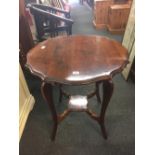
[108,4,131,33]
[93,0,132,33]
[93,0,113,29]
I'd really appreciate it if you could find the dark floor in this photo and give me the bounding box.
[20,1,135,155]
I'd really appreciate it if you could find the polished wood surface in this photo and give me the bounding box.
[26,35,128,85]
[26,35,128,141]
[108,4,131,34]
[40,80,114,140]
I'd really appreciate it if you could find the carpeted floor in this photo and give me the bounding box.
[70,1,123,41]
[20,1,135,155]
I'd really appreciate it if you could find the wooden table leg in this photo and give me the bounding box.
[99,80,114,139]
[41,82,58,141]
[96,82,101,104]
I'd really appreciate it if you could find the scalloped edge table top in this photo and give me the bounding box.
[26,35,128,84]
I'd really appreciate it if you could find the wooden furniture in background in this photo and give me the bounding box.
[93,0,132,34]
[19,15,34,67]
[19,0,34,67]
[108,4,131,33]
[26,35,128,140]
[122,0,134,80]
[28,3,74,41]
[93,0,113,29]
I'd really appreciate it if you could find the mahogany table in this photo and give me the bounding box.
[26,35,128,141]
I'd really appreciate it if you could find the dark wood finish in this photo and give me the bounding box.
[19,0,26,17]
[41,82,58,140]
[100,80,114,139]
[41,80,113,140]
[19,0,34,67]
[28,3,74,41]
[96,81,101,103]
[26,35,128,84]
[19,43,27,68]
[19,16,34,64]
[26,35,128,140]
[129,57,135,83]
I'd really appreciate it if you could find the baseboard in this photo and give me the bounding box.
[19,94,35,141]
[107,25,125,34]
[93,21,107,29]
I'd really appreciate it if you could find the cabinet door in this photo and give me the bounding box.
[109,5,130,28]
[93,0,112,29]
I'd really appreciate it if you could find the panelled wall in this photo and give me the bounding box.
[122,0,135,80]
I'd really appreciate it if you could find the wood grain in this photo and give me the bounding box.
[26,35,128,85]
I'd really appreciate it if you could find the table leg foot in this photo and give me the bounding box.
[51,122,58,141]
[100,123,107,139]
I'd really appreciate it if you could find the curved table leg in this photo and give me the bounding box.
[99,80,114,139]
[96,82,101,104]
[41,82,58,141]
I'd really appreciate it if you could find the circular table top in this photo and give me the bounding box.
[26,35,128,85]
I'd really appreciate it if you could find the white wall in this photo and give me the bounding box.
[19,64,35,141]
